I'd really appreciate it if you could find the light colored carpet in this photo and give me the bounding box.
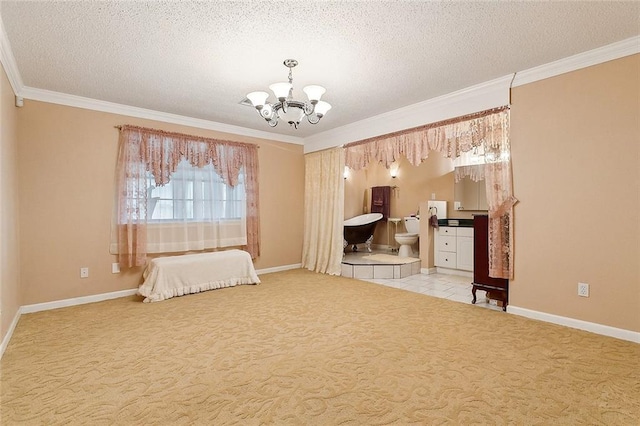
[361,254,418,264]
[1,269,639,425]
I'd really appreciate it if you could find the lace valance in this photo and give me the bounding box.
[117,125,258,188]
[344,106,509,171]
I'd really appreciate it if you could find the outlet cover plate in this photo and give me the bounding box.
[578,282,589,297]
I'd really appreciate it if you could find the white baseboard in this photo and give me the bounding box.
[421,267,438,275]
[256,263,301,275]
[507,305,640,344]
[0,308,22,358]
[21,288,140,314]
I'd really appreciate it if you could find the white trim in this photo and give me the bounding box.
[421,267,438,275]
[303,75,513,153]
[512,36,640,88]
[20,289,139,314]
[18,86,304,145]
[0,308,22,359]
[0,15,24,95]
[507,305,640,344]
[256,263,301,275]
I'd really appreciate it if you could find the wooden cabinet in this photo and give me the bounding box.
[435,226,473,272]
[472,215,508,311]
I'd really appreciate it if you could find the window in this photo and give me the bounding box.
[147,159,245,222]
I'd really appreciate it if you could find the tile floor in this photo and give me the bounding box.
[343,249,502,312]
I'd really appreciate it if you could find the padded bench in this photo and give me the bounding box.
[138,249,260,302]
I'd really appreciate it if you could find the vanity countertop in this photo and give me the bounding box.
[437,219,474,227]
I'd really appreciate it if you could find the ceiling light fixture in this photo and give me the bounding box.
[246,59,331,129]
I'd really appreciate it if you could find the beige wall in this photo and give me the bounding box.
[510,54,639,332]
[1,64,21,341]
[17,101,305,305]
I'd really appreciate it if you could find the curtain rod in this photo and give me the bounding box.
[114,124,260,148]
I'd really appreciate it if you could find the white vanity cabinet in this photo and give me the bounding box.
[435,226,474,273]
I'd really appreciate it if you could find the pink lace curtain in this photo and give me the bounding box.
[344,107,516,279]
[115,125,260,267]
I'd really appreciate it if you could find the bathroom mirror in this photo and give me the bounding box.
[454,175,488,211]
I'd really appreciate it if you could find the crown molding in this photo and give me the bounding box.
[18,86,304,145]
[512,36,640,87]
[303,74,513,153]
[0,13,24,95]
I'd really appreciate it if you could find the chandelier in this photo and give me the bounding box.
[246,59,331,129]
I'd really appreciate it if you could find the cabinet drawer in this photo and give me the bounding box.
[437,251,457,268]
[438,226,457,236]
[457,227,474,237]
[437,235,456,252]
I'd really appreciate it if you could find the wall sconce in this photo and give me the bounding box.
[344,166,349,180]
[389,163,399,178]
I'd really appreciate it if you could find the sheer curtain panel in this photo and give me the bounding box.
[301,148,345,275]
[114,125,259,268]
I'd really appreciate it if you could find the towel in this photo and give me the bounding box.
[429,214,439,228]
[371,186,391,219]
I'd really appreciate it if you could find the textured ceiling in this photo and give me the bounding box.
[1,1,639,138]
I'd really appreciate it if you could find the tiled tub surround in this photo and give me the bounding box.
[341,251,421,279]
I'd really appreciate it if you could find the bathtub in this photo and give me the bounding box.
[343,213,383,252]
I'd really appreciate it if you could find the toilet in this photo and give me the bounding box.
[395,216,419,258]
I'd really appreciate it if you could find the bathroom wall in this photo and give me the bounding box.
[17,100,305,305]
[344,153,462,267]
[0,63,21,342]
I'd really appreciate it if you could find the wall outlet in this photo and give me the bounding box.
[80,267,89,278]
[578,282,589,297]
[112,262,120,274]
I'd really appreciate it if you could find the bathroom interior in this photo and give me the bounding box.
[342,150,487,280]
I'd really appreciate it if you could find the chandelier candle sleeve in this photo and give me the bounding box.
[246,59,331,129]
